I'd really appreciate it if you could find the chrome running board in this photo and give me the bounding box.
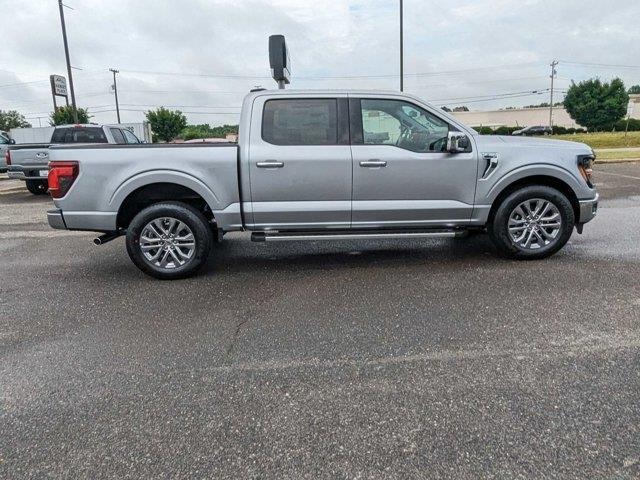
[251,230,462,242]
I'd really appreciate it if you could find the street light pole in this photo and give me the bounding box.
[549,60,558,131]
[58,0,78,123]
[399,0,404,92]
[110,68,121,123]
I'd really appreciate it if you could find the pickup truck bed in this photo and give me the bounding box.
[48,142,242,232]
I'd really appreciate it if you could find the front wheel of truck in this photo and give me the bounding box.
[126,202,213,280]
[25,179,48,195]
[488,185,575,260]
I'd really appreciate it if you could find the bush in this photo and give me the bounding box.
[472,126,494,135]
[613,118,640,132]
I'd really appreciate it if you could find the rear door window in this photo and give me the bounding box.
[262,98,338,145]
[122,129,141,144]
[110,128,126,144]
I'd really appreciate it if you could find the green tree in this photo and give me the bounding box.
[563,78,629,131]
[49,105,90,126]
[0,110,31,130]
[145,107,187,142]
[180,123,239,141]
[629,85,640,94]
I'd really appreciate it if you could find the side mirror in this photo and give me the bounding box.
[9,138,16,144]
[447,131,469,153]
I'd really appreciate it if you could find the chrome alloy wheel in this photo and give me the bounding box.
[139,217,196,269]
[508,198,562,250]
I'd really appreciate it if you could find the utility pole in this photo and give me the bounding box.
[58,0,78,123]
[549,60,558,131]
[399,0,404,92]
[110,68,121,123]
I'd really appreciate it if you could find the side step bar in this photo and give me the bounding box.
[252,230,464,242]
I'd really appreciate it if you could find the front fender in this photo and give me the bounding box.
[109,169,221,211]
[483,163,588,204]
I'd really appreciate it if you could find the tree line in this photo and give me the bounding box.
[2,80,639,138]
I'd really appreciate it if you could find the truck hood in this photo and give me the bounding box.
[473,135,592,154]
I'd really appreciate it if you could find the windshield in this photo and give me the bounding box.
[0,134,9,144]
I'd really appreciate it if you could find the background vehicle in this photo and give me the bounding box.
[0,132,15,173]
[47,90,598,279]
[8,124,141,195]
[512,125,553,136]
[9,122,152,144]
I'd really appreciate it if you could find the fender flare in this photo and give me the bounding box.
[486,163,583,204]
[109,169,221,212]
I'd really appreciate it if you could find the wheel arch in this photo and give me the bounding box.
[110,171,221,229]
[116,182,216,230]
[487,174,580,225]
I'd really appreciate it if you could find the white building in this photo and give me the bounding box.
[451,94,640,129]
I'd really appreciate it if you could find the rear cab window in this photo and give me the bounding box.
[51,127,108,144]
[262,98,339,145]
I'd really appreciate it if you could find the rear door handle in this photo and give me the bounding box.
[256,161,284,168]
[359,160,387,168]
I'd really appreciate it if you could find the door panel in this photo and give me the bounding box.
[248,96,352,230]
[350,97,478,228]
[352,145,477,226]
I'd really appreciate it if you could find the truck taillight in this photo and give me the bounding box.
[4,150,10,166]
[48,161,79,198]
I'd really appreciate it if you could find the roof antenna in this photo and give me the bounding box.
[268,35,291,89]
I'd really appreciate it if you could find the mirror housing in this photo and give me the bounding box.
[447,131,469,153]
[9,138,16,144]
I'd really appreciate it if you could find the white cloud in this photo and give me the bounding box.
[0,0,638,126]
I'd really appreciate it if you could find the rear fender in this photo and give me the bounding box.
[109,170,221,212]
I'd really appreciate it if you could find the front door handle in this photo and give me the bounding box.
[256,161,284,169]
[359,160,387,168]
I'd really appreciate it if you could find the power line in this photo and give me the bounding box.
[118,61,546,81]
[560,60,640,69]
[432,88,550,102]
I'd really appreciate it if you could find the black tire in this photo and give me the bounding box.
[126,202,212,280]
[25,179,48,195]
[488,185,575,260]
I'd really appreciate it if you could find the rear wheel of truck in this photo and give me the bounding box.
[126,202,213,280]
[25,179,48,195]
[488,185,575,260]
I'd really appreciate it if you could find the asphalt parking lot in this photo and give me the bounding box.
[1,163,639,479]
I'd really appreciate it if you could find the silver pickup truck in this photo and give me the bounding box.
[47,89,598,279]
[7,124,141,194]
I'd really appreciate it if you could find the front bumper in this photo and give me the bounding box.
[578,193,599,224]
[47,209,67,230]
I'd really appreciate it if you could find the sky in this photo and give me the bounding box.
[1,0,639,127]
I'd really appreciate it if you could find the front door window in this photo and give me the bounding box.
[361,99,449,153]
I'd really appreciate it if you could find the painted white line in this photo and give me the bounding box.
[207,335,640,374]
[596,170,640,181]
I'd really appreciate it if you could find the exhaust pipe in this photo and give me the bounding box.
[94,231,123,246]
